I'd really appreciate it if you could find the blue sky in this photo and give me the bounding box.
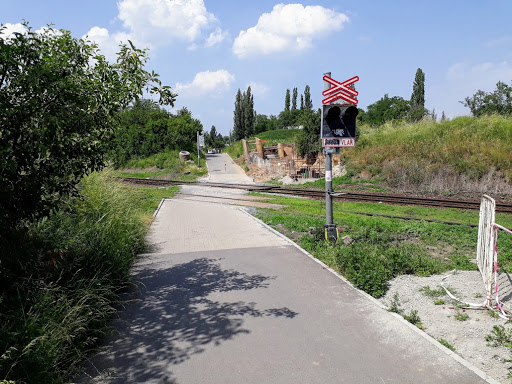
[2,0,512,135]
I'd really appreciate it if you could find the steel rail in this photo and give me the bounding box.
[119,177,512,213]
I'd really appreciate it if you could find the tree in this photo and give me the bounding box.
[205,125,224,149]
[292,87,298,110]
[243,86,255,137]
[363,94,411,126]
[254,114,269,134]
[410,68,426,121]
[300,94,304,110]
[167,107,203,151]
[296,109,322,158]
[112,99,170,165]
[285,89,291,111]
[0,24,175,231]
[304,85,313,110]
[462,81,512,117]
[233,89,244,140]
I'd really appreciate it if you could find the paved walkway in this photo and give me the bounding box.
[201,153,254,184]
[78,197,497,383]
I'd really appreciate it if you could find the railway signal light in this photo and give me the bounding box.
[321,104,358,143]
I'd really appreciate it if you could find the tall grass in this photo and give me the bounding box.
[0,172,148,383]
[346,115,512,195]
[256,129,299,144]
[224,141,244,160]
[113,149,207,180]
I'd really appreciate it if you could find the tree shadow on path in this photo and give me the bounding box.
[79,257,298,383]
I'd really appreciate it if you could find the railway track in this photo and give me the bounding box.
[120,177,512,214]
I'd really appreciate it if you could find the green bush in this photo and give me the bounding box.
[334,237,444,298]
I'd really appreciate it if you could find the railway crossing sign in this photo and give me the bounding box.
[322,75,359,105]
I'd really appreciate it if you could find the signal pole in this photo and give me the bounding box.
[197,131,201,167]
[323,72,337,243]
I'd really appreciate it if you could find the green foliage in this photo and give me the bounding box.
[434,299,445,305]
[0,172,148,383]
[388,292,402,313]
[349,115,512,185]
[403,309,423,328]
[410,68,427,121]
[295,109,322,157]
[304,85,313,110]
[244,86,255,137]
[292,87,298,110]
[486,325,512,349]
[254,194,500,298]
[387,293,423,328]
[233,86,255,140]
[335,237,444,297]
[362,94,411,126]
[462,81,512,117]
[0,23,174,234]
[119,150,207,181]
[285,89,291,111]
[224,140,244,160]
[257,129,299,144]
[111,103,202,167]
[233,89,244,140]
[454,310,469,321]
[439,339,456,351]
[205,125,224,149]
[419,286,446,297]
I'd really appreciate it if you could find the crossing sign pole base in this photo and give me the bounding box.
[324,224,339,245]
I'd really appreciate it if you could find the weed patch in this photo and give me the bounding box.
[403,309,423,328]
[455,310,470,321]
[419,286,446,297]
[486,325,512,349]
[439,339,456,352]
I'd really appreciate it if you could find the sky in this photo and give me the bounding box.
[2,0,512,136]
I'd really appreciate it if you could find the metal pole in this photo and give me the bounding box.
[324,72,334,226]
[197,131,200,167]
[323,72,337,243]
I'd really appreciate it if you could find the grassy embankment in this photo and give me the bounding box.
[0,171,180,383]
[228,116,512,197]
[344,115,512,196]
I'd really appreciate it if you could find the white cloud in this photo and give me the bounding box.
[246,82,270,96]
[175,70,235,97]
[205,27,228,47]
[446,61,512,88]
[1,23,62,41]
[117,0,217,45]
[428,60,512,118]
[233,4,349,58]
[486,36,512,48]
[83,26,147,62]
[0,23,27,40]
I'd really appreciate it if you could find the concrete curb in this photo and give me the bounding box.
[153,198,167,217]
[238,207,501,384]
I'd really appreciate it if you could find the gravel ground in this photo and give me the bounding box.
[379,271,512,383]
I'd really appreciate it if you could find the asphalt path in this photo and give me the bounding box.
[76,154,496,384]
[202,152,254,184]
